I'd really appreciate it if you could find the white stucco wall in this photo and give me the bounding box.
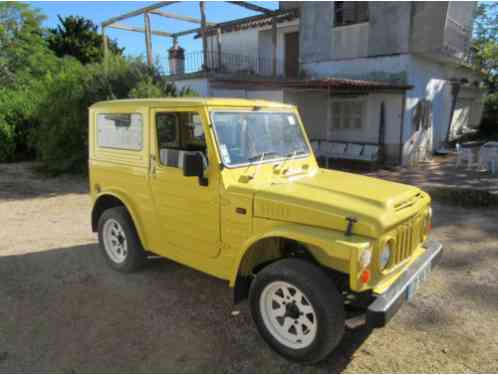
[258,21,299,76]
[302,53,483,165]
[210,87,284,102]
[207,21,298,76]
[284,90,404,163]
[173,78,210,96]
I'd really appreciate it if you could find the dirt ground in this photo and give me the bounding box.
[1,162,497,373]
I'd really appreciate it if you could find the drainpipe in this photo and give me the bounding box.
[378,101,386,164]
[398,92,407,165]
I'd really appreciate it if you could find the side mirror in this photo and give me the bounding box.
[183,152,204,178]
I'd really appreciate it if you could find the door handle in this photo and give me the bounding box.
[150,155,157,177]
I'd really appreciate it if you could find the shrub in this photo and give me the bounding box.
[0,117,15,162]
[480,93,498,138]
[0,86,43,161]
[32,55,197,175]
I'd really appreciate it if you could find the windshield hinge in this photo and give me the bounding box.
[345,216,358,236]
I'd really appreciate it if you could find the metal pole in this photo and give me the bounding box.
[216,27,222,71]
[200,2,208,71]
[272,16,277,77]
[144,12,153,66]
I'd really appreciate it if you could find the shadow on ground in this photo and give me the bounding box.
[0,244,373,373]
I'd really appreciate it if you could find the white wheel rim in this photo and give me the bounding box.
[102,219,128,264]
[259,281,318,350]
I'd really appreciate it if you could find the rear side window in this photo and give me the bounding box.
[96,113,143,151]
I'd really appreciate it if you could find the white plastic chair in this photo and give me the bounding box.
[310,140,321,156]
[330,142,346,158]
[485,147,497,175]
[359,145,379,161]
[319,141,334,168]
[479,142,498,172]
[455,143,474,168]
[345,143,364,160]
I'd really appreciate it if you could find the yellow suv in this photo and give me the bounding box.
[89,98,442,363]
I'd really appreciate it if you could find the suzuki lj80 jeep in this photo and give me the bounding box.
[89,98,443,363]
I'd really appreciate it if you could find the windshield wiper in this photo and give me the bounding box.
[247,151,279,162]
[284,148,308,158]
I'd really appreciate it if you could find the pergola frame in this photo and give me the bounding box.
[101,1,278,75]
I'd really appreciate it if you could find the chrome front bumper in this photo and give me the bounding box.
[366,239,443,328]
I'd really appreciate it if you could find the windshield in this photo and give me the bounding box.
[211,111,310,167]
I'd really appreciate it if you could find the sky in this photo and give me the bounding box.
[30,1,278,69]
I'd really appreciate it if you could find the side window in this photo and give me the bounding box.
[96,113,143,150]
[156,111,208,168]
[156,113,179,148]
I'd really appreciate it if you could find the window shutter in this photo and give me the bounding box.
[334,2,344,26]
[343,2,356,25]
[356,2,369,23]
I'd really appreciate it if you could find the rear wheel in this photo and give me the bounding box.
[249,258,345,363]
[98,206,145,272]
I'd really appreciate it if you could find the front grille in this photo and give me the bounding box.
[393,215,426,264]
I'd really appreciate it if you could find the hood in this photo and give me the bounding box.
[253,169,428,238]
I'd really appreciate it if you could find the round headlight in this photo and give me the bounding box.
[379,244,391,270]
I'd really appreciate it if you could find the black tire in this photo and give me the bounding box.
[97,206,146,273]
[249,258,345,363]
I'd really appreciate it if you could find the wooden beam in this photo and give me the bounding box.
[149,9,215,25]
[171,8,290,38]
[108,22,173,37]
[271,16,277,77]
[226,1,274,15]
[144,13,153,66]
[101,1,177,27]
[171,26,202,38]
[200,2,208,70]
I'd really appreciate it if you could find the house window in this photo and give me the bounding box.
[96,113,143,150]
[330,100,365,131]
[334,2,369,27]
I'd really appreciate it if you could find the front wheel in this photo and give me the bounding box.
[249,258,345,363]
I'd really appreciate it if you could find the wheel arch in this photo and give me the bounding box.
[232,233,330,305]
[91,191,148,249]
[231,225,357,304]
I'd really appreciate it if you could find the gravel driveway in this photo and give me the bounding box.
[1,162,497,373]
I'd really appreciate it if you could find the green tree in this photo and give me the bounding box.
[472,3,498,138]
[47,15,123,64]
[0,2,59,160]
[472,2,498,92]
[33,56,197,175]
[0,2,58,87]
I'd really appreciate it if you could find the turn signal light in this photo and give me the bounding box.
[360,269,371,284]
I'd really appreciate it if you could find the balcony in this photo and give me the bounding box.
[165,51,287,79]
[442,17,474,65]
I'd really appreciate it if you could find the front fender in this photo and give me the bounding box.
[229,220,371,287]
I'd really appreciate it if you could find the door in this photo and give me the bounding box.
[149,108,220,259]
[285,32,299,78]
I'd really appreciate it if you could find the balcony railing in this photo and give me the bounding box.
[165,51,286,78]
[442,17,474,64]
